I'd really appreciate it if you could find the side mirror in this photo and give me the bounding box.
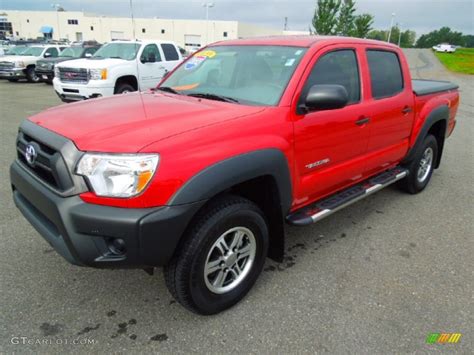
[85,52,92,58]
[302,84,349,112]
[44,52,51,58]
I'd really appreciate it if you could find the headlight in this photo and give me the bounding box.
[76,153,159,197]
[14,61,25,68]
[54,66,60,77]
[88,68,107,80]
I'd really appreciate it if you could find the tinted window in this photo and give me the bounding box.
[83,47,98,57]
[301,49,360,104]
[45,47,59,57]
[140,44,161,63]
[161,43,179,61]
[367,50,403,99]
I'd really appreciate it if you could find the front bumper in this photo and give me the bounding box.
[10,160,205,268]
[35,69,54,82]
[0,68,26,79]
[53,78,115,102]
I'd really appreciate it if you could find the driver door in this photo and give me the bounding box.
[138,44,165,90]
[293,47,370,207]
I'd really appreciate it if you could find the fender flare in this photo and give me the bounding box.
[403,105,449,166]
[168,149,293,216]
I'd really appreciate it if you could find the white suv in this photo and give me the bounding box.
[53,40,183,102]
[0,45,66,82]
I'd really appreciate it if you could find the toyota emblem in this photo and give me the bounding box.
[25,144,37,166]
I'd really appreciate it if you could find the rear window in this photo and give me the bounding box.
[366,50,403,99]
[161,43,179,61]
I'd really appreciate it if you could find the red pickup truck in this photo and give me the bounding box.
[11,36,459,314]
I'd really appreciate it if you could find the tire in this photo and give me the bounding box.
[114,83,136,94]
[164,195,269,315]
[26,67,40,83]
[7,79,19,82]
[399,134,438,194]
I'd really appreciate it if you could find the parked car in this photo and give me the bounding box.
[10,36,459,314]
[0,45,66,82]
[432,43,456,53]
[36,42,101,84]
[53,40,183,102]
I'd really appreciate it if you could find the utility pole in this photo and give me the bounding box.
[284,17,288,31]
[387,12,396,43]
[397,23,403,47]
[51,3,61,40]
[203,3,214,45]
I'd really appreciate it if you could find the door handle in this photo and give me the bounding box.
[402,106,413,114]
[355,117,370,126]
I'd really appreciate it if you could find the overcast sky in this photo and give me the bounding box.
[1,0,473,35]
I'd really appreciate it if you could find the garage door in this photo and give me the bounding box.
[110,31,125,40]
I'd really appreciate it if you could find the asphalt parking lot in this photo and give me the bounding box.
[0,49,472,353]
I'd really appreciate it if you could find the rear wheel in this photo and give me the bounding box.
[164,195,269,315]
[26,67,40,83]
[114,83,136,94]
[399,134,438,194]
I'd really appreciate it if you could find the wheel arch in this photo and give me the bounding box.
[403,105,449,169]
[169,149,293,262]
[114,75,138,92]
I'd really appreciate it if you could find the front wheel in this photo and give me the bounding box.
[164,195,269,315]
[26,67,40,83]
[114,83,136,95]
[399,134,438,194]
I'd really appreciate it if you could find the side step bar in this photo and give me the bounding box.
[286,166,408,226]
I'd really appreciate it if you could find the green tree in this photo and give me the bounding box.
[336,0,356,36]
[353,13,374,38]
[462,35,474,47]
[416,27,465,48]
[312,0,341,35]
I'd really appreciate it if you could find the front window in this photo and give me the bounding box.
[5,46,28,56]
[59,47,83,57]
[160,45,307,106]
[21,47,45,56]
[92,42,141,60]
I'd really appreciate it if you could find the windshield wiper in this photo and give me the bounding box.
[154,86,181,95]
[186,92,239,103]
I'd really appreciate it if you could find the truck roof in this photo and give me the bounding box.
[212,35,399,48]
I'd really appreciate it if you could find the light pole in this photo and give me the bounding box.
[397,22,403,47]
[387,12,396,43]
[203,3,214,45]
[51,3,61,40]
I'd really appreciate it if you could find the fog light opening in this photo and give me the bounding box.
[107,238,126,255]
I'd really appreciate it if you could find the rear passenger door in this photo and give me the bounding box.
[160,43,182,73]
[362,48,414,176]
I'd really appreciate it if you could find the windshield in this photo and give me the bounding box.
[5,46,28,56]
[59,47,83,57]
[160,45,307,106]
[92,42,140,60]
[21,47,45,56]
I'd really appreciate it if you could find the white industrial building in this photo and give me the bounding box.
[0,10,305,50]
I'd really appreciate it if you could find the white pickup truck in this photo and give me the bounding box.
[0,45,66,82]
[432,43,456,53]
[53,40,183,102]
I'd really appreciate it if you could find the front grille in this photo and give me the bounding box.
[59,67,89,83]
[16,132,74,191]
[37,62,52,71]
[0,61,14,70]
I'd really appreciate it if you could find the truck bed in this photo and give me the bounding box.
[412,79,458,96]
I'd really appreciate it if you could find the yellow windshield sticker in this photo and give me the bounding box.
[199,50,217,58]
[172,83,200,91]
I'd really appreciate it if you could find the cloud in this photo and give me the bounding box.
[2,0,473,35]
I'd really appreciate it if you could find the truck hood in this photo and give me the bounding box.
[0,55,38,63]
[56,57,126,69]
[37,57,76,65]
[28,92,265,152]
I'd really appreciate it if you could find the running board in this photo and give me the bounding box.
[286,166,408,226]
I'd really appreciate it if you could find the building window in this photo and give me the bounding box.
[223,31,228,37]
[68,19,79,25]
[26,19,29,23]
[161,29,165,34]
[16,31,19,36]
[90,26,94,31]
[142,28,146,33]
